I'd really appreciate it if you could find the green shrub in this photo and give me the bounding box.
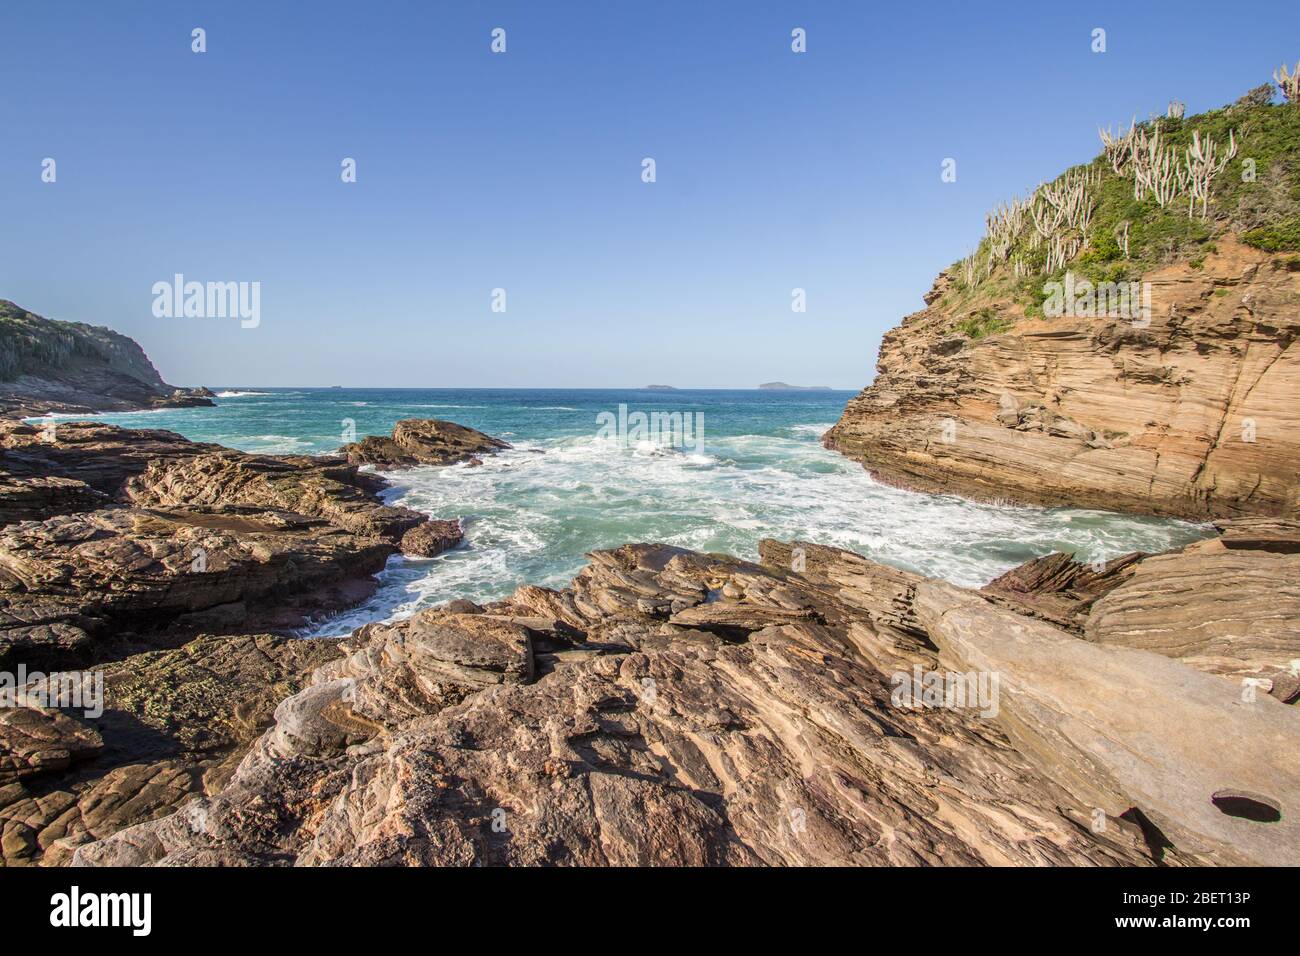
[1241,217,1300,251]
[954,308,1013,339]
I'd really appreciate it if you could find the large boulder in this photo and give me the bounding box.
[342,419,510,469]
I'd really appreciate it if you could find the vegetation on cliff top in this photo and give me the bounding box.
[940,66,1300,329]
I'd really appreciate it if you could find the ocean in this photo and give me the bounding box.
[62,387,1211,637]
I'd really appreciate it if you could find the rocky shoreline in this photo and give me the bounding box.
[0,417,503,864]
[4,84,1298,865]
[2,410,1296,866]
[60,529,1298,867]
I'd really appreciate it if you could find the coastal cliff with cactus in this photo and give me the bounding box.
[826,67,1300,519]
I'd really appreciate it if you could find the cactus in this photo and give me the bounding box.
[1099,118,1137,173]
[1183,129,1237,219]
[1113,221,1131,259]
[1275,62,1300,102]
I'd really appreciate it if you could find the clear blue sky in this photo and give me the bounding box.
[1,1,1292,388]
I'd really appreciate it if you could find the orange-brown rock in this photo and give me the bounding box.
[78,535,1300,869]
[825,239,1300,519]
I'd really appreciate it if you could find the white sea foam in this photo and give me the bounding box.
[215,390,270,398]
[244,434,314,453]
[303,430,1210,636]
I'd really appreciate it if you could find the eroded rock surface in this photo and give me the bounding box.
[981,518,1300,702]
[825,240,1300,519]
[0,506,388,670]
[0,421,477,669]
[1084,518,1300,696]
[80,538,1295,869]
[399,519,463,558]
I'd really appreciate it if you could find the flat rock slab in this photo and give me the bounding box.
[916,580,1300,866]
[1085,528,1300,691]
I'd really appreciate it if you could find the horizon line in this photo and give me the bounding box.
[201,384,865,392]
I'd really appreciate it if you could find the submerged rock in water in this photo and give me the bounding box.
[400,518,463,557]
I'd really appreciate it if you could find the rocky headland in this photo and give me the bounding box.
[826,90,1300,520]
[0,300,215,419]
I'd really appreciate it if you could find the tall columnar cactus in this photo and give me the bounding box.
[1113,221,1131,259]
[1275,62,1299,101]
[964,73,1261,287]
[1183,129,1238,219]
[1130,124,1187,207]
[1099,118,1137,173]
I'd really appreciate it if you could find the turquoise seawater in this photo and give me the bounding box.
[54,387,1211,636]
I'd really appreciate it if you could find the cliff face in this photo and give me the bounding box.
[824,239,1299,519]
[0,300,213,418]
[827,89,1300,520]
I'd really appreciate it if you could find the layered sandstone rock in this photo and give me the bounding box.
[343,419,510,469]
[825,239,1300,519]
[1,421,429,546]
[399,519,463,557]
[980,518,1300,702]
[0,506,389,670]
[0,419,509,864]
[0,422,473,671]
[77,536,1299,868]
[1083,518,1300,695]
[917,580,1298,867]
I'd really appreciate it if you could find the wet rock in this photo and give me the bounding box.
[342,419,510,469]
[399,519,462,557]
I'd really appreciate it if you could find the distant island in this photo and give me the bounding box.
[758,382,833,391]
[644,384,678,391]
